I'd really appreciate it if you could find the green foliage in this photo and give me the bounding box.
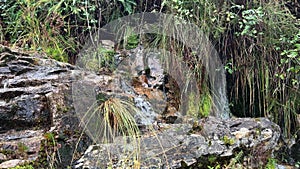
[199,89,212,118]
[163,0,226,37]
[236,6,264,37]
[207,164,221,169]
[295,161,300,168]
[219,1,299,137]
[81,46,116,72]
[44,132,55,143]
[222,135,235,146]
[265,158,276,169]
[277,31,300,86]
[164,0,300,138]
[208,155,217,163]
[17,142,29,154]
[92,97,140,142]
[226,150,243,168]
[0,0,78,61]
[116,0,136,14]
[0,0,136,62]
[224,59,236,74]
[45,47,68,62]
[36,132,58,169]
[9,164,34,169]
[125,34,139,50]
[81,97,142,167]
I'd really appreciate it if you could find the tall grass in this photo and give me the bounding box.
[221,1,299,137]
[78,96,142,168]
[0,0,139,62]
[163,0,300,138]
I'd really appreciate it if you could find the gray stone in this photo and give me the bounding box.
[0,159,25,168]
[0,153,7,162]
[75,117,281,168]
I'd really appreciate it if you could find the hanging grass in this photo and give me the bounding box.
[217,1,300,137]
[78,96,142,167]
[162,0,300,138]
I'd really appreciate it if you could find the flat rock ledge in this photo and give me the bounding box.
[75,117,281,169]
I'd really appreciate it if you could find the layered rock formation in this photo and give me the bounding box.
[0,45,286,168]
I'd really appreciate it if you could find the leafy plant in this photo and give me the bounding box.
[265,158,276,169]
[218,1,300,138]
[208,164,221,169]
[0,0,79,61]
[236,6,264,37]
[116,0,137,14]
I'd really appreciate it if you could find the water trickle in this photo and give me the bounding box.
[213,67,231,119]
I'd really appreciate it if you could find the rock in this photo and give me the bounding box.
[75,117,281,168]
[0,45,170,168]
[276,164,295,169]
[0,129,44,159]
[0,159,25,168]
[0,46,93,168]
[0,45,285,168]
[0,153,7,162]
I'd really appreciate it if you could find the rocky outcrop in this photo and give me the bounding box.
[0,45,173,168]
[0,45,284,168]
[74,117,281,169]
[0,45,92,168]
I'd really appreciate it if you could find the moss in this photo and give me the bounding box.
[199,90,212,118]
[222,135,235,146]
[9,164,34,169]
[57,105,70,113]
[187,92,200,118]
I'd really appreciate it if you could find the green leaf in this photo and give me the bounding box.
[294,44,300,50]
[287,51,298,58]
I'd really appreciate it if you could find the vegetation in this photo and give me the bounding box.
[1,0,300,168]
[81,96,142,167]
[163,0,300,140]
[9,164,34,169]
